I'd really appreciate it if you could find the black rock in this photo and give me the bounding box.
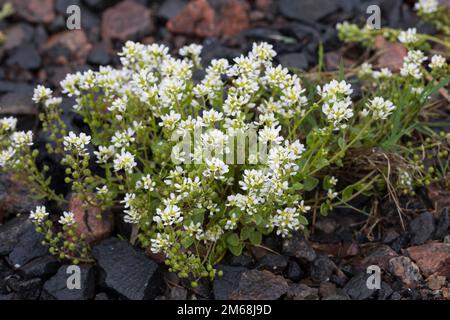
[278,53,309,70]
[310,255,334,282]
[409,212,435,246]
[56,0,81,13]
[343,272,377,300]
[19,255,60,280]
[5,276,42,300]
[256,254,288,273]
[378,282,393,300]
[278,0,341,23]
[286,260,303,282]
[434,208,449,240]
[0,215,33,256]
[2,23,34,52]
[390,291,402,300]
[42,265,95,300]
[382,229,400,244]
[213,265,247,300]
[226,252,254,268]
[8,222,48,268]
[0,81,34,94]
[168,286,188,300]
[93,237,164,300]
[87,44,111,65]
[390,234,409,253]
[281,236,317,263]
[0,91,36,117]
[156,0,187,20]
[7,44,41,70]
[322,293,350,300]
[94,292,109,300]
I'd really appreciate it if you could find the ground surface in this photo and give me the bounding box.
[0,0,449,300]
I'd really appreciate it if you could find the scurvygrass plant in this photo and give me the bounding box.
[0,21,449,284]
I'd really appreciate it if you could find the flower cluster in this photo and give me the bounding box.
[2,24,448,281]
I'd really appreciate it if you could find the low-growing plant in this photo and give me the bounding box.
[0,3,14,45]
[0,14,449,284]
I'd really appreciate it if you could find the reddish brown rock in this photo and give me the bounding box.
[167,0,249,38]
[407,242,450,277]
[0,173,39,224]
[220,0,250,37]
[426,274,446,290]
[101,0,154,42]
[319,282,337,299]
[427,184,450,211]
[388,256,423,288]
[375,36,407,71]
[362,244,399,271]
[69,194,113,245]
[44,30,92,65]
[167,0,217,38]
[12,0,55,24]
[230,270,289,300]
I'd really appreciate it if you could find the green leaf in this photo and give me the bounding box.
[249,231,262,245]
[253,214,263,226]
[323,175,332,190]
[320,202,330,216]
[338,137,346,149]
[229,244,243,256]
[226,232,240,247]
[181,237,194,248]
[303,176,319,191]
[314,158,329,171]
[298,215,309,226]
[240,226,253,241]
[342,186,354,202]
[292,182,304,191]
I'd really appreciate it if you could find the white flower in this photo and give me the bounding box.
[44,97,63,108]
[372,68,392,79]
[204,157,229,180]
[32,85,52,104]
[269,207,302,237]
[327,189,338,200]
[251,42,276,62]
[398,28,418,44]
[159,111,181,131]
[358,62,373,77]
[150,233,171,253]
[153,205,183,226]
[259,125,284,145]
[329,176,338,186]
[63,131,91,153]
[318,80,353,100]
[400,62,423,79]
[184,222,204,240]
[59,211,75,226]
[414,0,438,14]
[298,200,311,214]
[363,97,396,120]
[11,131,33,148]
[108,96,128,120]
[202,109,223,125]
[96,185,109,195]
[429,54,446,70]
[136,174,156,191]
[30,206,49,223]
[179,43,203,66]
[322,97,354,129]
[0,117,17,131]
[0,147,15,167]
[94,145,115,164]
[111,128,135,148]
[113,149,137,173]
